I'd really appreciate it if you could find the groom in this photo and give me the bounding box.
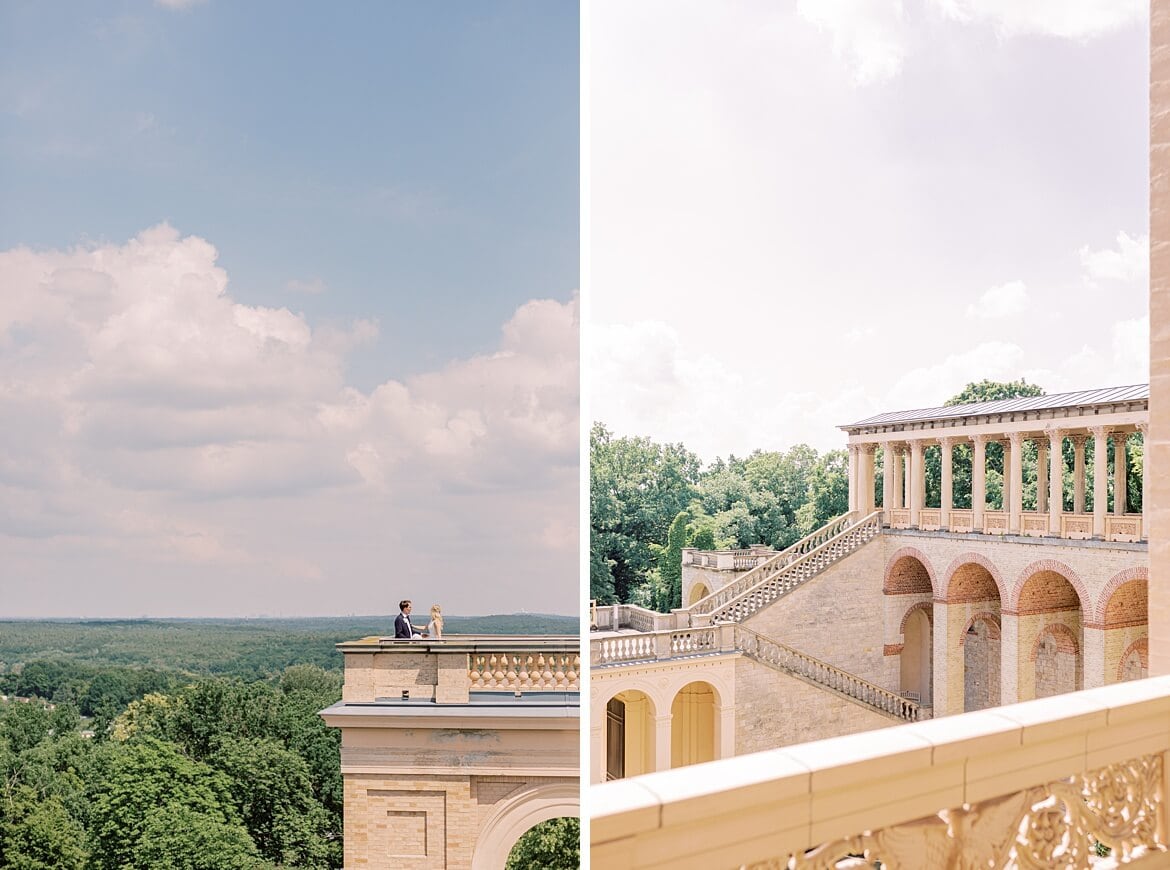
[394,600,424,639]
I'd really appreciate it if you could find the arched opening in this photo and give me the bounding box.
[947,561,1002,714]
[1031,624,1080,698]
[504,817,579,869]
[884,555,932,595]
[670,681,716,769]
[687,582,710,606]
[605,689,654,780]
[471,783,579,870]
[1119,638,1149,682]
[900,606,932,705]
[1018,569,1083,700]
[1103,577,1148,685]
[961,614,1001,712]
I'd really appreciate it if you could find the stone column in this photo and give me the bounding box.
[893,446,905,509]
[1083,626,1106,690]
[971,435,988,529]
[1000,612,1019,705]
[931,600,952,716]
[654,714,672,773]
[717,704,735,760]
[1072,435,1087,514]
[847,445,858,514]
[1008,432,1023,533]
[939,437,954,528]
[882,441,896,519]
[1138,422,1148,537]
[909,439,925,526]
[1036,438,1048,513]
[1114,432,1128,514]
[860,445,876,514]
[1091,426,1109,537]
[591,721,605,783]
[1048,429,1064,535]
[1000,438,1012,516]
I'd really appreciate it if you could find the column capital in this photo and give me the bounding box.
[1045,425,1065,441]
[858,443,877,455]
[1007,432,1025,447]
[970,433,991,446]
[1137,421,1149,435]
[1089,425,1111,440]
[937,435,956,449]
[1069,433,1088,447]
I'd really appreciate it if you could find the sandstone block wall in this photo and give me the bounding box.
[732,657,895,754]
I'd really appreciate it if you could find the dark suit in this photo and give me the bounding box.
[394,612,415,639]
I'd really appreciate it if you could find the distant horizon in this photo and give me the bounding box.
[0,612,579,622]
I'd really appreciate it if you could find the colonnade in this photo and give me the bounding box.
[848,424,1146,540]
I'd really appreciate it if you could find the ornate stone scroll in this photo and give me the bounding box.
[738,753,1164,869]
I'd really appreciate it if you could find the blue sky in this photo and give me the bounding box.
[2,0,578,386]
[0,1,579,617]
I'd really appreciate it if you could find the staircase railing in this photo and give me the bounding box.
[702,511,883,623]
[734,625,922,721]
[689,512,859,617]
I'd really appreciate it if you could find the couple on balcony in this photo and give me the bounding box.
[394,599,444,639]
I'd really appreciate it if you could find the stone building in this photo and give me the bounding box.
[321,635,579,869]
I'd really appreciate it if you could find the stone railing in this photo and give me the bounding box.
[918,508,941,530]
[734,625,921,721]
[682,547,778,570]
[689,512,861,618]
[1108,514,1144,542]
[336,636,581,703]
[1063,513,1094,540]
[592,625,731,666]
[1021,512,1049,537]
[703,512,883,624]
[984,510,1008,534]
[949,508,974,532]
[591,676,1170,869]
[887,507,911,528]
[590,603,673,633]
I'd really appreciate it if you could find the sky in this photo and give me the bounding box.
[0,1,579,617]
[589,0,1149,463]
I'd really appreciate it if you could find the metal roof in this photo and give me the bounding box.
[842,384,1148,430]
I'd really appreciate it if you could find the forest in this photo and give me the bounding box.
[0,615,579,869]
[590,379,1143,610]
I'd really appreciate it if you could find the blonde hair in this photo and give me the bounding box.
[430,604,443,629]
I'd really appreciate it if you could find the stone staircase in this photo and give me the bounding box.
[734,625,923,722]
[689,510,883,624]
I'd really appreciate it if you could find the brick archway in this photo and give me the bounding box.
[1028,622,1080,661]
[884,547,939,597]
[958,612,1001,647]
[1117,637,1149,681]
[898,601,933,636]
[942,553,1008,604]
[1092,566,1149,626]
[1011,559,1090,615]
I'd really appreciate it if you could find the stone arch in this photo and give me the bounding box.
[958,612,1001,647]
[670,680,720,769]
[599,677,667,716]
[943,553,1007,604]
[1028,622,1080,660]
[600,684,659,781]
[1118,637,1149,681]
[687,582,711,607]
[471,782,579,870]
[884,547,938,596]
[1093,567,1149,626]
[1011,560,1090,615]
[898,601,933,636]
[1029,622,1082,698]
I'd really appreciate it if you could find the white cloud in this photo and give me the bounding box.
[1080,231,1149,283]
[0,226,578,616]
[884,341,1027,409]
[154,0,207,9]
[964,280,1029,319]
[796,0,907,85]
[930,0,1145,41]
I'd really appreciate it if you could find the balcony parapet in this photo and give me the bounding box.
[591,676,1170,868]
[880,509,1146,543]
[683,546,778,571]
[336,635,580,704]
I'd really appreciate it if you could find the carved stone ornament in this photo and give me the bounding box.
[738,753,1164,869]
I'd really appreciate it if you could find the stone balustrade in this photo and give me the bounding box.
[592,625,734,666]
[335,636,581,703]
[591,603,683,633]
[682,546,778,571]
[591,676,1170,868]
[879,508,1144,543]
